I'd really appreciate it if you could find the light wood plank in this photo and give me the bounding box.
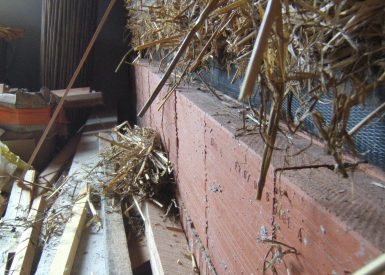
[48,187,88,275]
[50,87,91,98]
[0,170,35,274]
[36,122,114,275]
[4,170,34,220]
[8,196,46,275]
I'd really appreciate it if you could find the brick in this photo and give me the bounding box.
[177,92,208,246]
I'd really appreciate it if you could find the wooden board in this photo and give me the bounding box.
[35,133,105,275]
[99,132,133,275]
[4,170,34,220]
[50,87,91,98]
[144,201,194,275]
[48,188,88,275]
[36,115,122,275]
[50,87,103,108]
[103,198,133,275]
[8,196,46,275]
[0,170,35,274]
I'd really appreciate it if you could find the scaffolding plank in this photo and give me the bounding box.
[144,201,193,275]
[48,188,88,275]
[8,196,46,275]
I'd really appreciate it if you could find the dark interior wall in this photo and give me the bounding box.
[92,0,136,123]
[0,0,42,91]
[0,0,135,122]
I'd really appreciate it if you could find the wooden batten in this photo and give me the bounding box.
[0,170,35,274]
[99,132,133,275]
[50,87,103,108]
[8,196,46,275]
[48,188,88,275]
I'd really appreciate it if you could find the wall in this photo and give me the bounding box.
[0,0,136,124]
[134,61,385,275]
[92,0,136,123]
[0,0,42,91]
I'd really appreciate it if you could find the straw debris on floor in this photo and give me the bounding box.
[0,121,180,274]
[99,121,174,205]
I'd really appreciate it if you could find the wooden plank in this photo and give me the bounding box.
[0,170,35,274]
[36,133,81,196]
[99,132,133,275]
[36,121,113,275]
[69,130,109,275]
[50,87,103,108]
[8,196,46,275]
[50,87,91,98]
[144,201,193,275]
[103,198,134,275]
[4,170,34,220]
[48,187,88,275]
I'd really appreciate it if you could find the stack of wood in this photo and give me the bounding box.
[0,135,78,275]
[0,119,193,275]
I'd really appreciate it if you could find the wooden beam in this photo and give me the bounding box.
[36,123,115,274]
[8,196,46,275]
[4,169,34,220]
[48,187,88,275]
[50,87,91,98]
[144,201,193,275]
[50,87,103,108]
[0,170,35,274]
[103,198,134,275]
[99,132,133,275]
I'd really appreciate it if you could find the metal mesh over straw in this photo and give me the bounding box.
[125,0,385,179]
